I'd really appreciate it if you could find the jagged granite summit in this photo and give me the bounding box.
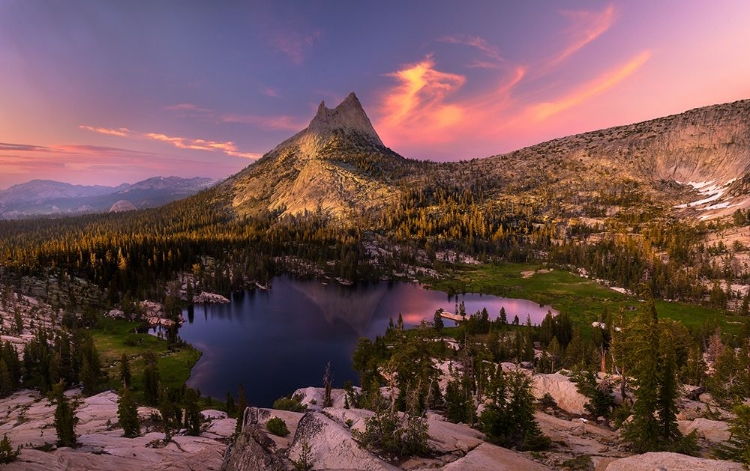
[221,92,409,218]
[307,93,384,146]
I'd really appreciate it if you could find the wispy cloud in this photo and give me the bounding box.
[0,144,229,187]
[163,103,304,131]
[143,133,260,159]
[439,35,505,66]
[530,51,651,120]
[79,125,261,160]
[164,103,213,113]
[272,30,322,64]
[220,114,306,131]
[0,142,52,152]
[552,4,617,66]
[264,87,280,98]
[78,125,131,137]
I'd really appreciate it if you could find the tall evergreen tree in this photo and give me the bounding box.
[142,351,160,406]
[620,301,690,453]
[52,381,77,448]
[117,387,140,438]
[119,353,131,388]
[184,388,202,436]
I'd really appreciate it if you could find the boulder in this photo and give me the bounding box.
[287,411,399,470]
[532,373,589,415]
[604,452,743,471]
[678,417,731,443]
[422,442,551,470]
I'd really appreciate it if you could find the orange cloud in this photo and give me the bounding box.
[380,56,466,131]
[377,57,526,149]
[553,4,617,65]
[530,50,651,121]
[78,125,131,137]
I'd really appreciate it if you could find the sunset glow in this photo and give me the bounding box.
[1,1,749,187]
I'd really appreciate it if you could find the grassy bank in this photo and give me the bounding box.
[426,263,741,334]
[91,316,201,400]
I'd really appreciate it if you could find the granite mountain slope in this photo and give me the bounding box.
[217,95,750,224]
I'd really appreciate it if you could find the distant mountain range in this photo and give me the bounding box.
[0,176,215,219]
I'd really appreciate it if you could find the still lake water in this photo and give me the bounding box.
[179,276,555,406]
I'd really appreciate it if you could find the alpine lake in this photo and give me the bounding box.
[178,276,556,406]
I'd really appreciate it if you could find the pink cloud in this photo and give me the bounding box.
[264,87,280,98]
[143,133,260,159]
[78,125,131,137]
[79,125,261,160]
[272,30,322,64]
[529,51,651,121]
[0,140,245,187]
[164,103,212,112]
[220,113,306,131]
[552,4,617,66]
[376,57,525,149]
[439,35,504,64]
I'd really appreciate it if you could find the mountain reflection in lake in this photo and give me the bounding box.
[179,276,556,407]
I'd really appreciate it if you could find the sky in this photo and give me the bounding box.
[1,1,750,189]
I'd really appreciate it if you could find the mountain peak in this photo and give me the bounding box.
[307,92,383,146]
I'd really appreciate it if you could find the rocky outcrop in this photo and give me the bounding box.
[109,199,137,212]
[532,372,589,415]
[307,93,384,147]
[425,442,551,471]
[604,451,744,471]
[221,424,286,471]
[287,412,399,471]
[1,389,234,471]
[678,417,731,443]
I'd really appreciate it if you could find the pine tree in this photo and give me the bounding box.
[184,388,202,436]
[142,351,160,406]
[118,387,140,438]
[716,404,750,464]
[235,383,247,435]
[433,309,444,333]
[119,353,131,388]
[323,362,333,408]
[225,392,236,417]
[78,332,101,395]
[158,385,176,441]
[621,301,689,453]
[52,381,77,448]
[0,360,12,398]
[0,434,20,464]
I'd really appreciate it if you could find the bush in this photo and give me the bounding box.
[267,417,289,437]
[272,394,307,412]
[0,434,20,464]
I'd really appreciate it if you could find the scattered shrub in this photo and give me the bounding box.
[267,417,289,437]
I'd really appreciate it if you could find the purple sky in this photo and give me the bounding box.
[1,1,749,188]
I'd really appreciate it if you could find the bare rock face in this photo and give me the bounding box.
[604,452,744,471]
[287,411,399,471]
[220,92,408,220]
[220,424,286,471]
[429,442,551,471]
[307,93,384,146]
[532,373,589,415]
[109,199,137,213]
